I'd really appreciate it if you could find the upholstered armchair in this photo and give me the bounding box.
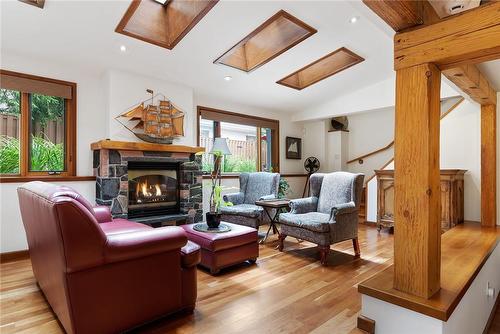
[278,172,364,266]
[17,181,200,334]
[220,172,280,229]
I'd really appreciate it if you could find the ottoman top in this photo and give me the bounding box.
[181,222,258,252]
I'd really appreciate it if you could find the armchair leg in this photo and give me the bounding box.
[353,238,361,258]
[319,246,330,266]
[278,234,287,251]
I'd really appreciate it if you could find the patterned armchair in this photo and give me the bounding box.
[278,172,364,266]
[220,172,280,229]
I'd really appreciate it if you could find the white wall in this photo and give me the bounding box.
[440,99,481,221]
[105,70,196,146]
[301,120,328,172]
[346,106,395,179]
[0,52,107,252]
[0,181,95,252]
[293,75,461,123]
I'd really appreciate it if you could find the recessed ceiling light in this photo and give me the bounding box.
[349,16,359,24]
[224,76,232,81]
[120,45,127,52]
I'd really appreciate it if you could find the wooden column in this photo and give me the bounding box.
[481,103,497,227]
[394,63,441,298]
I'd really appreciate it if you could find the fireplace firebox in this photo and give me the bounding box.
[127,161,180,218]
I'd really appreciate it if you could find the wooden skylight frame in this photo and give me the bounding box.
[115,0,218,50]
[214,10,317,73]
[277,47,365,90]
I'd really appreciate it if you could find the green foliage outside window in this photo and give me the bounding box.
[0,89,65,174]
[0,89,20,114]
[0,136,64,174]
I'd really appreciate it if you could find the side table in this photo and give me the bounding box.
[255,199,290,243]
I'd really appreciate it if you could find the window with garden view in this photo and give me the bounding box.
[0,70,76,178]
[197,107,279,174]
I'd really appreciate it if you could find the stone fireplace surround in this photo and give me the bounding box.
[91,140,204,225]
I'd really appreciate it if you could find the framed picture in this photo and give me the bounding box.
[286,137,302,159]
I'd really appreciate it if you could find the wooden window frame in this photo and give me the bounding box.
[197,106,280,174]
[0,69,77,181]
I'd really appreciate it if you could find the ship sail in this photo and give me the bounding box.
[115,93,184,144]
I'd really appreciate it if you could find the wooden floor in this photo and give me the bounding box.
[0,224,394,334]
[488,302,500,334]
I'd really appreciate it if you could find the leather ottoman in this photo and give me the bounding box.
[181,222,259,274]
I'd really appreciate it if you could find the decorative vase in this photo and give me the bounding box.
[206,212,221,228]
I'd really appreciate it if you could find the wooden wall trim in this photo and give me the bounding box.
[196,106,280,172]
[0,69,77,178]
[0,250,29,263]
[357,315,375,334]
[0,176,96,183]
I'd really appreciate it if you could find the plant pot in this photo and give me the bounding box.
[206,212,221,228]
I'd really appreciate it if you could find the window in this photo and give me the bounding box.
[0,70,76,179]
[197,106,279,174]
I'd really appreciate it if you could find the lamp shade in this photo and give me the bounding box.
[210,137,232,155]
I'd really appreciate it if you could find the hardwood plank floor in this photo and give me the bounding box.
[0,224,394,333]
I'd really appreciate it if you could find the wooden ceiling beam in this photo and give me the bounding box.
[394,2,500,70]
[362,0,423,31]
[363,0,499,106]
[442,65,497,105]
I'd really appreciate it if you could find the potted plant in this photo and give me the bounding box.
[199,138,232,228]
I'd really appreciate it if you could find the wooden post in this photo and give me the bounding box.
[394,63,441,298]
[481,103,497,227]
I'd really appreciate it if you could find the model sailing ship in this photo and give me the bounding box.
[116,90,184,144]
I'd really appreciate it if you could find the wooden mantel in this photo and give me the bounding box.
[90,140,204,154]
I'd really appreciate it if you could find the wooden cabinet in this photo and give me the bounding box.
[375,169,466,232]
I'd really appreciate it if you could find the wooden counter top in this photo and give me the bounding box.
[90,140,204,154]
[358,222,499,321]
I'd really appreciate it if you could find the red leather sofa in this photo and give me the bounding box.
[17,181,200,334]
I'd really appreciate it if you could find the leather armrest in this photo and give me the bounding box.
[104,226,187,264]
[93,206,112,223]
[181,241,201,268]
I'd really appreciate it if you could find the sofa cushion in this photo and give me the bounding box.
[219,204,263,218]
[99,219,152,236]
[279,212,331,233]
[181,222,258,252]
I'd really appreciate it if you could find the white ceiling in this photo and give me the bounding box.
[0,0,395,113]
[478,60,500,91]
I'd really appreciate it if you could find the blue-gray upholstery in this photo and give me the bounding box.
[280,172,364,248]
[220,172,280,229]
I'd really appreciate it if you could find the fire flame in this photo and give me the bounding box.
[136,180,162,199]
